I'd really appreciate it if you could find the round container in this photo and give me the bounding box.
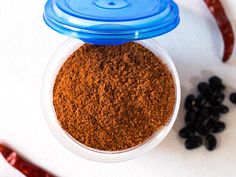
[41,38,181,162]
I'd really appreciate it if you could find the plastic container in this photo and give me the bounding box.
[41,38,181,162]
[42,0,180,162]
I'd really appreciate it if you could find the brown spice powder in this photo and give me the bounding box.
[53,42,175,151]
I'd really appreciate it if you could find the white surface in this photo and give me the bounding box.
[0,0,235,177]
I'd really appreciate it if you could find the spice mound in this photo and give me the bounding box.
[53,42,175,151]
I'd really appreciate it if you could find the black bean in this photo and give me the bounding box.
[209,76,222,85]
[213,104,229,114]
[179,126,195,139]
[195,119,211,135]
[197,107,210,121]
[196,95,207,108]
[230,93,236,104]
[209,92,225,106]
[212,121,225,133]
[209,76,224,92]
[209,113,220,122]
[215,92,225,102]
[185,94,196,110]
[208,106,219,115]
[185,136,203,150]
[205,134,217,151]
[185,110,197,126]
[198,82,212,96]
[195,124,206,135]
[204,119,215,131]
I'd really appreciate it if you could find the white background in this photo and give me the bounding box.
[0,0,236,177]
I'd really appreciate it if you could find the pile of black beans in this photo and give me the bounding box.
[179,76,236,151]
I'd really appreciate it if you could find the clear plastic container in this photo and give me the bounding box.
[41,38,181,162]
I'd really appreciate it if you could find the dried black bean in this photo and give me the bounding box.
[208,106,219,115]
[230,93,236,104]
[185,136,203,150]
[179,126,195,139]
[197,107,210,121]
[195,124,206,135]
[214,104,229,114]
[185,94,196,110]
[209,113,220,122]
[185,110,197,126]
[212,121,225,133]
[198,82,212,96]
[209,92,225,106]
[205,134,217,151]
[209,76,222,85]
[212,84,226,93]
[196,95,207,108]
[215,92,225,102]
[209,76,224,92]
[195,120,211,135]
[204,119,215,131]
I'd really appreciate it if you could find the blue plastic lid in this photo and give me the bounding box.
[43,0,180,45]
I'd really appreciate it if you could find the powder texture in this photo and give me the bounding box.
[53,42,175,151]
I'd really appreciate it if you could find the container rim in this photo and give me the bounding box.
[41,38,181,163]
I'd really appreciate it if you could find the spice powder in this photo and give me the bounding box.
[53,42,175,151]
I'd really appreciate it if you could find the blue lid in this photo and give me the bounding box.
[43,0,180,45]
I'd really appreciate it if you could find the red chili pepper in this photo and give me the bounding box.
[0,143,56,177]
[203,0,234,62]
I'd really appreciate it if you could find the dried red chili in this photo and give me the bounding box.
[203,0,234,62]
[0,143,56,177]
